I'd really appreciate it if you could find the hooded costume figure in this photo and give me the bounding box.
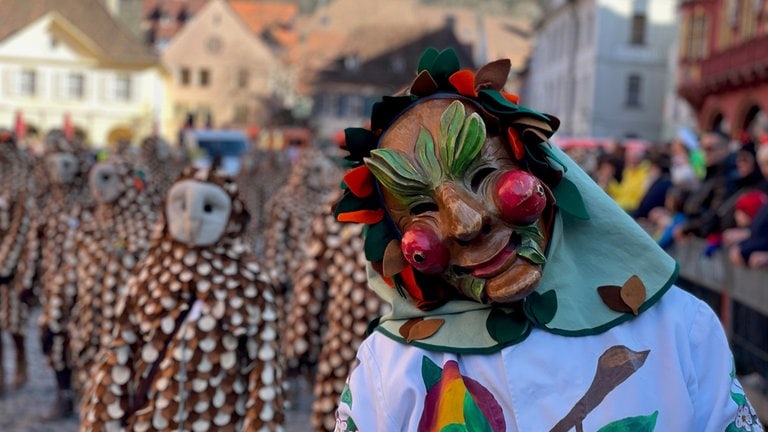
[334,48,761,431]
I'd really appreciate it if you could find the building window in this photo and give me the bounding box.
[237,69,249,89]
[233,105,249,123]
[180,67,191,86]
[115,75,132,101]
[626,74,642,107]
[68,73,85,99]
[630,13,646,45]
[199,69,210,87]
[19,70,36,96]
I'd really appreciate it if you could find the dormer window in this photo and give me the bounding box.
[344,55,360,72]
[391,56,406,73]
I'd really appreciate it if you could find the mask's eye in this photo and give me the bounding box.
[409,201,438,216]
[470,167,495,192]
[203,202,213,213]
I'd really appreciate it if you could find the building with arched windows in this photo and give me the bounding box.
[677,0,768,141]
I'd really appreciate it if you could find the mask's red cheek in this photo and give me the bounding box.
[400,223,449,274]
[493,170,547,225]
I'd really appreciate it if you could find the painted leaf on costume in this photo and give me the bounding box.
[596,411,658,432]
[405,318,445,343]
[418,357,506,432]
[366,149,429,202]
[415,128,443,187]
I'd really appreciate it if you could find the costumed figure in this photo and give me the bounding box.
[262,146,343,294]
[281,199,387,431]
[79,167,284,431]
[334,48,762,431]
[67,156,157,393]
[235,147,290,252]
[36,131,93,419]
[139,135,187,209]
[0,129,37,394]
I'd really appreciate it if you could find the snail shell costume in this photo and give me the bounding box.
[80,167,284,431]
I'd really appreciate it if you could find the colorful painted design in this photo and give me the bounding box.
[726,363,763,432]
[418,356,505,432]
[336,383,359,432]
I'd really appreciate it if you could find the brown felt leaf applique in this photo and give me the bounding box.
[475,58,510,91]
[398,317,445,343]
[597,275,647,316]
[410,70,439,96]
[382,239,408,277]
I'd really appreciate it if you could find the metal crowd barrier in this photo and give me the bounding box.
[668,239,768,421]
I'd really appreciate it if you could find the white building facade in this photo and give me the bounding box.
[526,0,686,143]
[0,7,164,148]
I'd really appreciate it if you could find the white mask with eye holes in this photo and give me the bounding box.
[166,179,232,247]
[46,153,79,185]
[89,162,123,204]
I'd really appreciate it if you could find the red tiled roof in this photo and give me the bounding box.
[0,0,157,65]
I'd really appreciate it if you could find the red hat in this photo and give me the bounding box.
[736,190,768,219]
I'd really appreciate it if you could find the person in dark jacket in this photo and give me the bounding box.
[674,131,736,241]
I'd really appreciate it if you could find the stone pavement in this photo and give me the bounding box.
[1,307,313,431]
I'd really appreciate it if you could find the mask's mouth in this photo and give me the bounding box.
[452,232,523,279]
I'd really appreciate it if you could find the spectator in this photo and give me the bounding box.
[723,190,768,247]
[669,138,700,190]
[729,145,768,268]
[674,131,736,242]
[651,186,690,250]
[594,152,622,193]
[717,144,766,232]
[632,148,672,220]
[606,144,650,212]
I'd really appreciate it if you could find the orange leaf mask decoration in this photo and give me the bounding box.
[336,209,384,224]
[449,70,478,97]
[506,127,525,160]
[343,165,374,198]
[501,91,520,105]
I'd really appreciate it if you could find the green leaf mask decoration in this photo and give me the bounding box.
[366,100,487,205]
[365,149,429,202]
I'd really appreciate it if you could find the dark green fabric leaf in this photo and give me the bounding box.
[596,411,658,432]
[344,127,377,161]
[333,190,379,216]
[421,355,443,391]
[418,47,440,73]
[364,220,395,262]
[371,96,415,131]
[486,309,530,345]
[524,290,557,326]
[552,177,590,220]
[463,391,493,432]
[430,48,461,82]
[477,90,551,121]
[730,391,747,406]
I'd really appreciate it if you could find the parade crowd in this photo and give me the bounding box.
[2,111,767,431]
[564,129,768,270]
[0,126,378,431]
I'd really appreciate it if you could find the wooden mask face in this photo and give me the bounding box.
[366,98,552,304]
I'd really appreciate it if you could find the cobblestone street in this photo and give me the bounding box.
[1,308,313,431]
